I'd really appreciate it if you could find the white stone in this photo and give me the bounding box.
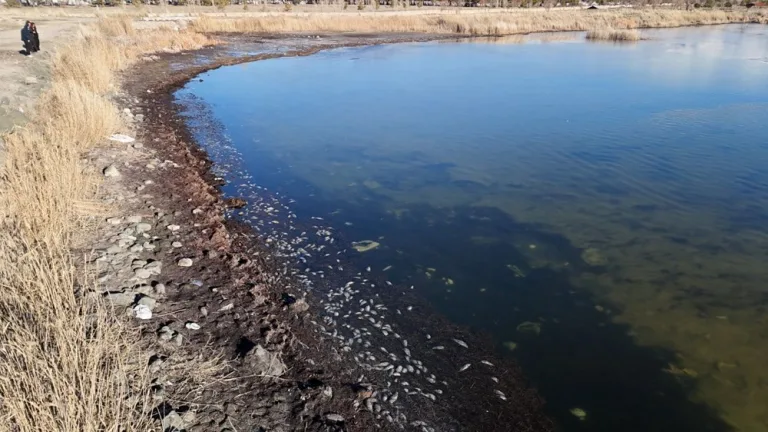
[167,224,181,232]
[177,258,193,267]
[132,304,152,320]
[103,165,121,178]
[108,134,135,143]
[185,322,201,330]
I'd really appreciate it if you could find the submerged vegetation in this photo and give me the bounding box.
[0,16,211,431]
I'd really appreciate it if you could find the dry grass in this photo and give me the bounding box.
[189,8,767,36]
[586,27,641,41]
[0,16,212,432]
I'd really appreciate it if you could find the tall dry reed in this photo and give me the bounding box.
[0,16,212,432]
[189,8,766,36]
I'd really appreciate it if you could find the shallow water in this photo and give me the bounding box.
[177,25,768,432]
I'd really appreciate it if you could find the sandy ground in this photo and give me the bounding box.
[0,15,91,171]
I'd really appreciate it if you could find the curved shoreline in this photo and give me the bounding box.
[117,33,554,431]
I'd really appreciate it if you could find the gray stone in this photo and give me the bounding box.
[247,345,286,377]
[144,261,162,275]
[106,245,123,254]
[185,322,201,330]
[219,302,234,312]
[106,217,122,225]
[135,114,145,122]
[174,333,183,346]
[132,304,152,320]
[177,258,193,267]
[161,411,185,432]
[131,259,148,269]
[24,76,38,85]
[137,296,157,310]
[126,215,143,223]
[325,414,345,423]
[129,245,144,253]
[158,326,174,341]
[134,268,152,279]
[153,283,166,296]
[103,165,121,178]
[172,241,183,248]
[104,292,136,307]
[136,223,152,233]
[167,224,181,232]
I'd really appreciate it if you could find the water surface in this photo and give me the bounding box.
[177,25,768,432]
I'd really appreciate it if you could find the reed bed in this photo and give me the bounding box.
[585,27,641,40]
[0,16,211,432]
[189,8,767,36]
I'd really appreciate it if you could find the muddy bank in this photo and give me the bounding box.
[103,32,553,432]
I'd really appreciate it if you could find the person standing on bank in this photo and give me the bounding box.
[30,22,40,53]
[21,21,33,56]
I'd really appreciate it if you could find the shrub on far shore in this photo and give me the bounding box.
[586,28,641,41]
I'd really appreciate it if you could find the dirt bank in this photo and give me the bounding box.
[93,33,554,431]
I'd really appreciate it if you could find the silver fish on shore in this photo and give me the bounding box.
[459,363,471,372]
[453,338,469,348]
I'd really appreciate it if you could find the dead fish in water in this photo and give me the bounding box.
[481,360,494,367]
[383,265,392,271]
[453,339,469,349]
[494,390,507,401]
[432,346,445,350]
[459,363,471,372]
[491,377,499,383]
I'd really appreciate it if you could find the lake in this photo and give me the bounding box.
[176,24,768,432]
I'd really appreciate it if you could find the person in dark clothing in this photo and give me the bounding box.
[21,21,33,56]
[30,23,40,53]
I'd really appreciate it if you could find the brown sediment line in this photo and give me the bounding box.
[118,33,555,431]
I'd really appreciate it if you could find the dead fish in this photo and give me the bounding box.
[383,265,392,271]
[494,390,507,401]
[432,346,445,350]
[481,360,494,367]
[453,338,469,349]
[491,377,499,383]
[459,363,471,372]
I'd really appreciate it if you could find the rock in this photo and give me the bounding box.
[161,411,185,431]
[247,345,287,377]
[106,217,122,225]
[158,326,174,341]
[129,245,143,253]
[103,165,121,178]
[149,356,165,373]
[134,268,152,279]
[172,241,183,248]
[219,302,234,312]
[174,333,183,346]
[137,296,157,310]
[134,114,145,122]
[290,298,310,314]
[224,197,247,209]
[192,208,203,215]
[105,292,136,307]
[136,223,152,233]
[24,76,38,85]
[325,413,345,423]
[132,304,152,320]
[108,134,135,143]
[199,306,209,317]
[185,322,201,330]
[106,245,123,254]
[167,224,181,232]
[177,258,193,267]
[144,261,162,275]
[126,215,143,223]
[143,241,156,251]
[181,410,196,425]
[153,283,166,296]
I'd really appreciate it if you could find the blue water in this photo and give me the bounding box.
[177,25,768,432]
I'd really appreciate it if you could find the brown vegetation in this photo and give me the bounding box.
[585,27,641,40]
[0,17,211,432]
[189,8,767,36]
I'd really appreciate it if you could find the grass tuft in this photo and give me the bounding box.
[586,27,641,41]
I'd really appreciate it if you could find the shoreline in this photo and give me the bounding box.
[111,33,554,431]
[1,10,764,431]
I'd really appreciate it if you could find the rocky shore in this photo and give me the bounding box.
[88,33,554,432]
